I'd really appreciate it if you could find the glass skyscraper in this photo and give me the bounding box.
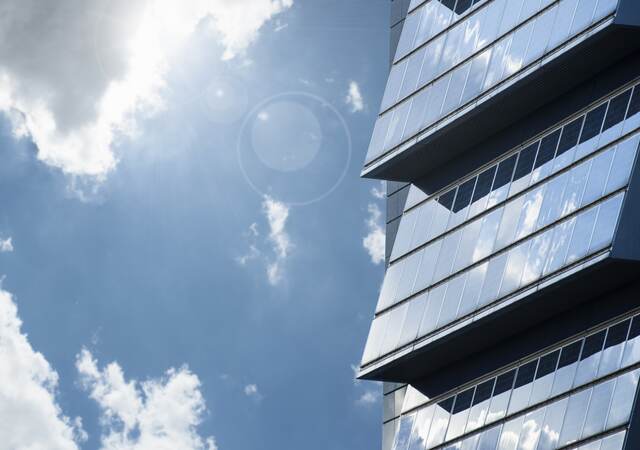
[358,1,640,450]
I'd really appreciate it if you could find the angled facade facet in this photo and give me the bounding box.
[360,1,640,450]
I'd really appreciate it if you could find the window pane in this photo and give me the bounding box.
[622,316,640,368]
[381,303,408,356]
[395,250,422,302]
[419,286,446,337]
[447,388,475,441]
[477,424,503,450]
[438,273,467,327]
[581,148,615,207]
[385,100,413,150]
[400,48,426,100]
[529,350,560,406]
[461,48,492,104]
[548,0,578,50]
[565,206,598,265]
[427,397,455,447]
[477,0,506,48]
[433,229,463,282]
[408,405,435,450]
[551,341,582,397]
[497,415,524,450]
[428,190,456,241]
[576,103,607,160]
[404,87,431,140]
[450,177,477,230]
[367,111,393,161]
[537,397,568,450]
[599,89,632,147]
[600,431,627,450]
[393,413,416,450]
[495,195,526,251]
[487,370,516,424]
[515,186,545,240]
[554,116,584,172]
[423,73,450,128]
[489,155,517,207]
[532,129,561,184]
[525,5,558,63]
[466,378,496,433]
[508,360,538,415]
[589,193,623,253]
[498,0,525,36]
[516,407,545,450]
[499,240,530,298]
[511,143,539,196]
[543,217,576,276]
[560,159,590,217]
[395,11,420,61]
[469,166,497,218]
[362,314,389,364]
[478,253,508,307]
[484,35,512,89]
[392,209,419,260]
[536,172,569,229]
[574,330,606,388]
[414,240,443,293]
[598,319,631,378]
[398,294,428,348]
[582,378,615,439]
[378,262,403,311]
[412,201,437,249]
[419,36,446,87]
[606,369,640,428]
[458,262,488,317]
[503,21,534,79]
[569,0,598,35]
[605,135,639,193]
[382,61,408,112]
[521,228,553,286]
[473,208,502,262]
[623,86,640,135]
[454,217,483,272]
[558,388,591,447]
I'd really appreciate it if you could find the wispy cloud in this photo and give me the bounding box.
[362,203,385,265]
[0,0,293,179]
[263,195,292,285]
[345,81,365,113]
[355,388,381,406]
[0,237,13,253]
[243,383,263,402]
[0,288,85,449]
[77,349,216,450]
[236,195,293,285]
[370,181,385,199]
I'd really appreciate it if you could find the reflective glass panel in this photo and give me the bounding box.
[574,330,606,388]
[558,387,591,447]
[606,368,640,429]
[508,360,537,415]
[597,319,631,378]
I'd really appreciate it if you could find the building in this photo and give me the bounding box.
[358,1,640,450]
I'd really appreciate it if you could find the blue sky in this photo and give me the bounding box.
[0,1,391,449]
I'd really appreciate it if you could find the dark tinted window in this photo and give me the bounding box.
[513,143,538,180]
[557,117,583,156]
[472,167,496,202]
[626,87,640,118]
[603,89,632,131]
[492,155,517,190]
[558,341,582,368]
[629,316,640,340]
[535,129,561,168]
[453,178,476,212]
[472,379,495,405]
[514,360,537,388]
[581,330,606,360]
[453,388,475,413]
[536,350,560,379]
[438,189,456,211]
[493,370,517,396]
[439,396,455,413]
[455,0,474,14]
[605,319,631,349]
[579,104,607,143]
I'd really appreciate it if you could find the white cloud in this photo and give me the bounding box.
[370,181,385,199]
[77,349,216,450]
[362,203,385,265]
[0,237,13,252]
[0,0,293,178]
[356,388,381,406]
[345,81,365,113]
[235,195,293,285]
[244,384,259,396]
[0,288,84,449]
[263,195,292,285]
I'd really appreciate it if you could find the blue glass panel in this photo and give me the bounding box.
[606,368,640,428]
[414,240,443,293]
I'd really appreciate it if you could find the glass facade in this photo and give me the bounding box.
[361,82,640,366]
[390,312,640,450]
[362,2,640,450]
[365,0,618,167]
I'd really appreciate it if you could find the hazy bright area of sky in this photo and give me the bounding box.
[0,1,390,449]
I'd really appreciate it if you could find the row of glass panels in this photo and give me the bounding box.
[377,135,638,315]
[396,365,636,450]
[404,80,640,225]
[568,432,627,450]
[390,311,640,449]
[397,0,490,64]
[394,83,640,261]
[365,0,616,165]
[362,191,625,366]
[389,0,560,110]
